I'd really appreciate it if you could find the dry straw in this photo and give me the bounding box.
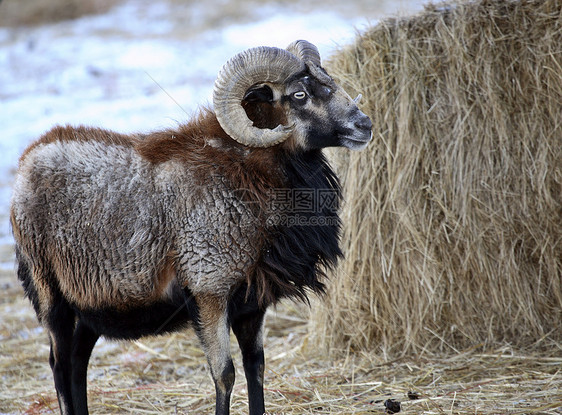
[311,0,562,357]
[2,281,561,414]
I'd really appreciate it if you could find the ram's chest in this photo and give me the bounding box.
[173,179,262,296]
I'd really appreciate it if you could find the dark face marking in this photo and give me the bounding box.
[282,68,373,151]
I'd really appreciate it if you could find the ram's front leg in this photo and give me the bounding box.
[195,295,235,415]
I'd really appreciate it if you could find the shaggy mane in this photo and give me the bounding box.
[250,149,343,307]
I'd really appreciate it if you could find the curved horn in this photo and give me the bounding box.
[286,40,321,67]
[213,46,305,148]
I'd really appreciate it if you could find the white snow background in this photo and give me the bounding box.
[0,0,425,252]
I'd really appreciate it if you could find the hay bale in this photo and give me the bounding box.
[311,0,562,356]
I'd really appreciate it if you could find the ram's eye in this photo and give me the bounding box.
[293,91,307,100]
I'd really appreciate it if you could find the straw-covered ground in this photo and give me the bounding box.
[1,262,561,414]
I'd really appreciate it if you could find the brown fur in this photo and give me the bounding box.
[19,124,134,163]
[135,109,288,212]
[194,292,234,399]
[242,100,288,130]
[152,251,179,301]
[136,108,287,189]
[196,293,226,324]
[9,207,21,249]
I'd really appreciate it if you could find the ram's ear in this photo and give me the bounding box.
[243,84,274,103]
[241,83,286,130]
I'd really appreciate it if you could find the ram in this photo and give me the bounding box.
[10,40,372,415]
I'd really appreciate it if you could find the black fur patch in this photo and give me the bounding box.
[14,246,41,317]
[252,149,343,306]
[75,287,199,340]
[303,108,341,150]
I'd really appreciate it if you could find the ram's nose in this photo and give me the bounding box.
[354,113,373,132]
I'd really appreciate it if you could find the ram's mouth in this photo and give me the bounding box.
[339,131,372,150]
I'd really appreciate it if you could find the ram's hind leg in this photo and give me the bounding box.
[46,300,76,415]
[71,321,99,415]
[195,295,235,415]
